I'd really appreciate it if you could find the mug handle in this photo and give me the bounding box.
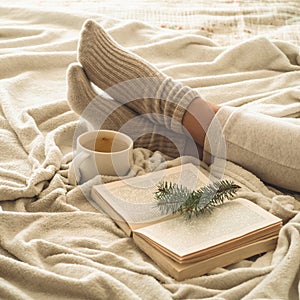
[68,152,90,185]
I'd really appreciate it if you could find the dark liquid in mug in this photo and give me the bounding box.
[83,136,128,153]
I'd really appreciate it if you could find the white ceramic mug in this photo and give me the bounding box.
[72,130,133,183]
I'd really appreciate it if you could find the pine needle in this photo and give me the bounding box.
[154,180,240,219]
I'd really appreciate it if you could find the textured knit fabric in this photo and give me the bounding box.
[78,19,200,134]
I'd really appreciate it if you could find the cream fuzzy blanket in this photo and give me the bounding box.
[0,4,300,300]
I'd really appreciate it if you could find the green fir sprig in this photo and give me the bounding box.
[154,180,241,219]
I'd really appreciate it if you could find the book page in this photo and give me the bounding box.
[134,199,282,258]
[92,163,208,225]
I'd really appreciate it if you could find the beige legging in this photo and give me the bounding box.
[204,106,300,192]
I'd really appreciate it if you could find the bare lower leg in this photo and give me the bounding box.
[182,97,220,147]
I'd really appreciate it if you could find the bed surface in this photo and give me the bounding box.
[0,1,299,299]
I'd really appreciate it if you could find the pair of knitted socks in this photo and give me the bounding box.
[67,20,213,158]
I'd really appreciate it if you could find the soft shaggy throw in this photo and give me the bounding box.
[0,4,299,300]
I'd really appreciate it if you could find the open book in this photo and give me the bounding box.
[91,164,282,281]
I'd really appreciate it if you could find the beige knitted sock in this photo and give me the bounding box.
[67,62,137,131]
[67,63,194,158]
[78,19,200,134]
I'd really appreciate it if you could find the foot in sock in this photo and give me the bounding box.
[67,63,200,158]
[67,62,137,130]
[78,20,162,89]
